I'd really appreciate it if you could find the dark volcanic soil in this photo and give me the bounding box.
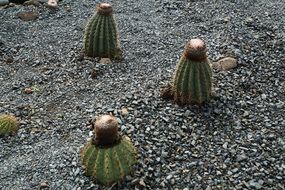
[0,0,284,189]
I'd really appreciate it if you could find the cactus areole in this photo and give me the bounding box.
[93,115,120,147]
[97,3,113,16]
[184,39,207,61]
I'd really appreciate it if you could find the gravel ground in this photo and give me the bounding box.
[0,0,284,189]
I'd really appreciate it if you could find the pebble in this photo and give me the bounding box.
[212,57,237,71]
[237,154,248,162]
[248,179,264,189]
[99,58,111,64]
[17,11,39,21]
[39,181,49,189]
[0,0,9,6]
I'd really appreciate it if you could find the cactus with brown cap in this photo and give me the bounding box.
[0,114,19,136]
[161,39,212,105]
[84,3,122,60]
[80,115,137,186]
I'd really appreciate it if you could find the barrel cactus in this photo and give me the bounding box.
[0,114,19,136]
[84,3,122,60]
[161,38,213,105]
[80,115,137,186]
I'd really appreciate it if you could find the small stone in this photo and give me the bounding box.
[224,16,230,22]
[161,151,168,157]
[276,101,284,109]
[248,179,264,189]
[222,142,228,149]
[39,181,49,189]
[6,57,13,63]
[243,111,249,117]
[90,68,98,79]
[99,58,111,64]
[64,5,71,12]
[206,186,212,190]
[0,0,9,6]
[23,0,40,6]
[245,17,254,25]
[212,57,237,71]
[121,107,129,116]
[139,179,146,187]
[24,88,33,94]
[166,174,172,180]
[261,94,267,100]
[17,11,39,21]
[237,154,248,162]
[47,0,58,9]
[131,178,140,185]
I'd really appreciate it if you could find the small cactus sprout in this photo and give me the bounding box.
[80,115,137,186]
[84,3,122,60]
[0,114,20,136]
[162,38,213,105]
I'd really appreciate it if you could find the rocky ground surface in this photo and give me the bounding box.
[0,0,284,189]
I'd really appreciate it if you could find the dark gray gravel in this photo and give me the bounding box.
[0,0,284,189]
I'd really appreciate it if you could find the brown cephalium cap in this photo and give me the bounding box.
[93,115,119,146]
[184,39,207,61]
[97,3,113,16]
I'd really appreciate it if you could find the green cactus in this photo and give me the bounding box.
[0,114,19,136]
[80,115,137,186]
[84,3,122,60]
[162,39,213,105]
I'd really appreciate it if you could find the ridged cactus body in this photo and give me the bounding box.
[80,115,137,186]
[163,39,213,105]
[84,3,122,59]
[0,114,19,136]
[81,137,137,186]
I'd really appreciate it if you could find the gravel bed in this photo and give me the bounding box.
[0,0,284,189]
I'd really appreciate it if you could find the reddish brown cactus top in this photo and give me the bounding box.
[93,115,120,147]
[184,39,207,61]
[97,3,113,16]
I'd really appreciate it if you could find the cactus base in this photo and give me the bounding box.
[80,136,137,186]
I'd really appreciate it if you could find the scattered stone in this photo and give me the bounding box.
[23,0,40,6]
[39,181,49,189]
[245,17,254,25]
[248,179,264,189]
[17,11,39,21]
[236,154,248,162]
[0,0,9,6]
[6,57,13,63]
[139,179,146,187]
[243,110,249,117]
[99,58,111,64]
[23,88,33,94]
[90,68,98,79]
[47,0,58,9]
[121,107,129,116]
[261,94,267,100]
[224,16,230,22]
[212,57,237,71]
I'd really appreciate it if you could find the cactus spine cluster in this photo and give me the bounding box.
[162,39,212,105]
[80,115,137,186]
[84,3,122,59]
[0,114,19,136]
